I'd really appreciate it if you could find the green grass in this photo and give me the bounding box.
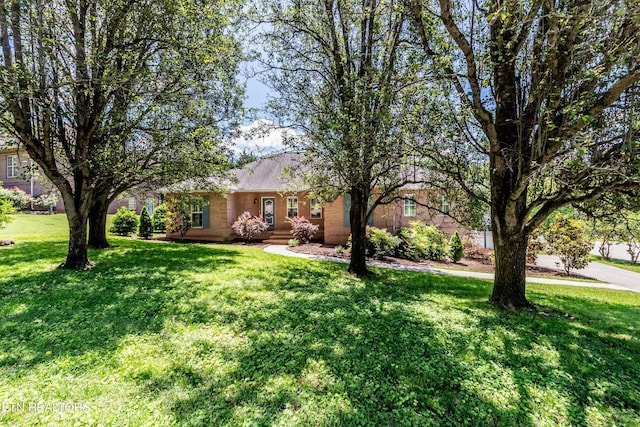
[0,213,117,241]
[0,217,639,426]
[589,254,640,273]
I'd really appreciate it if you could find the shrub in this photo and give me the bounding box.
[449,230,464,262]
[33,191,59,211]
[285,216,319,243]
[396,221,448,261]
[543,213,593,275]
[288,238,299,247]
[152,203,167,232]
[138,206,154,239]
[368,227,400,259]
[109,206,139,236]
[0,186,33,210]
[464,247,492,264]
[232,211,269,242]
[335,245,344,255]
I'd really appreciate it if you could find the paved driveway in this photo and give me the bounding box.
[536,255,640,292]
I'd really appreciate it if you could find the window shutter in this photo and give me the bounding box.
[343,194,351,227]
[202,196,210,228]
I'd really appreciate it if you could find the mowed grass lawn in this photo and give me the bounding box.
[0,215,639,426]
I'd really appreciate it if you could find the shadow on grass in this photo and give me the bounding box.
[162,264,639,426]
[0,239,241,368]
[1,240,638,426]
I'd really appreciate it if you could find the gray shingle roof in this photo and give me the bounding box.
[231,152,303,191]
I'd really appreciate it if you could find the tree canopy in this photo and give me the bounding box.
[258,0,435,275]
[409,0,640,308]
[0,0,244,266]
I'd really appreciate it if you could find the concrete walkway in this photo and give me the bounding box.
[263,245,635,292]
[536,255,640,293]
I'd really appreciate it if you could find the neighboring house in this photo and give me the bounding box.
[0,146,157,214]
[0,146,65,212]
[164,152,463,244]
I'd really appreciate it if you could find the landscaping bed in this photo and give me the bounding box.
[288,242,599,281]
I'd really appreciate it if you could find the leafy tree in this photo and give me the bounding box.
[449,230,464,263]
[543,214,593,275]
[410,0,640,308]
[138,206,154,239]
[259,0,432,275]
[166,195,195,239]
[152,203,167,232]
[109,207,139,237]
[623,211,640,263]
[0,0,242,267]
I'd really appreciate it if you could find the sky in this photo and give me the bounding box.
[231,71,290,155]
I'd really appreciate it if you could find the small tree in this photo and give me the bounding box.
[449,231,464,263]
[232,212,269,243]
[138,206,154,239]
[543,214,593,275]
[152,204,167,232]
[285,216,319,244]
[109,207,139,237]
[166,197,193,239]
[624,212,640,264]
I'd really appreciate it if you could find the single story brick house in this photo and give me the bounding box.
[165,152,463,244]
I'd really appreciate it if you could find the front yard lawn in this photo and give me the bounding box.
[0,232,638,425]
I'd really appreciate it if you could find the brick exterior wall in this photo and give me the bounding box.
[169,191,325,242]
[323,190,466,245]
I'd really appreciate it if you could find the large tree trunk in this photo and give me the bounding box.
[348,188,369,276]
[489,160,535,310]
[62,209,91,269]
[88,195,110,249]
[490,227,532,309]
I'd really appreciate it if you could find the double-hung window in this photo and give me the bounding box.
[6,155,17,178]
[310,198,322,219]
[287,197,298,218]
[191,202,204,228]
[404,194,416,217]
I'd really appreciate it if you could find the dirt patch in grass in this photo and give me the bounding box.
[288,243,597,280]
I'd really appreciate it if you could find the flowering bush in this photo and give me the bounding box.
[0,186,33,210]
[285,216,319,243]
[232,211,269,243]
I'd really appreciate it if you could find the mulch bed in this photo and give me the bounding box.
[288,243,597,281]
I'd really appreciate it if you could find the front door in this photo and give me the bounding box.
[262,197,275,229]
